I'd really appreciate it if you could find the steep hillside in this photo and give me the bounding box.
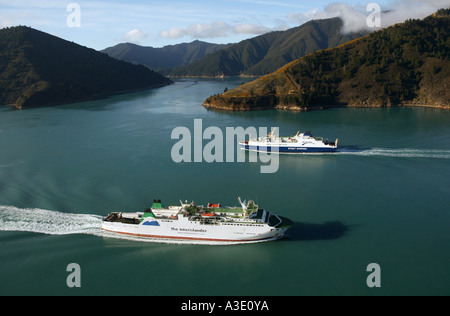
[171,17,366,77]
[203,10,450,111]
[102,40,231,72]
[0,26,172,109]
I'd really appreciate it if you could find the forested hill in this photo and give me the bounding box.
[203,9,450,111]
[102,40,231,72]
[0,26,172,109]
[170,17,366,77]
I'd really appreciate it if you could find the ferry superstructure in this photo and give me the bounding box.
[240,130,338,153]
[102,198,292,244]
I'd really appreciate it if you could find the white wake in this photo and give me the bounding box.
[337,148,450,159]
[0,205,103,236]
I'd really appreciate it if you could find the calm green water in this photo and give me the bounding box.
[1,78,449,296]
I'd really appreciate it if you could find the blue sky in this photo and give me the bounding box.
[0,0,447,50]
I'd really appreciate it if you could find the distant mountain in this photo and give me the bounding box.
[102,40,231,72]
[203,10,450,111]
[0,26,172,109]
[170,17,367,77]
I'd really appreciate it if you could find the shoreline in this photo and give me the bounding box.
[168,74,262,79]
[3,81,173,110]
[203,100,450,112]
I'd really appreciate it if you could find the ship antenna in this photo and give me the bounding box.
[238,196,248,216]
[270,127,277,137]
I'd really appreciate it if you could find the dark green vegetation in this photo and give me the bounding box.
[170,17,365,77]
[0,26,172,109]
[102,40,231,73]
[203,10,450,111]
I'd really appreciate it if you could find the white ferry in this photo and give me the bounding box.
[102,198,292,244]
[240,130,338,153]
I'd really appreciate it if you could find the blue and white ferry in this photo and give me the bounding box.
[239,130,338,153]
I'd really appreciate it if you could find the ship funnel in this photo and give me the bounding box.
[151,199,163,209]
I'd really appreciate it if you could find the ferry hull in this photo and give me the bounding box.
[102,220,287,243]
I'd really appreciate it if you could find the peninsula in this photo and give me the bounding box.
[203,9,450,111]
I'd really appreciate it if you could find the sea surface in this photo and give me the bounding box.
[1,78,449,295]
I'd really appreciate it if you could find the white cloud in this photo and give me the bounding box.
[186,21,230,38]
[160,21,272,39]
[160,27,186,39]
[160,21,231,39]
[124,29,147,44]
[379,0,450,28]
[233,23,270,34]
[288,3,373,33]
[288,1,450,34]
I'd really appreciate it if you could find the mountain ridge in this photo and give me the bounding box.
[102,40,232,72]
[0,26,172,109]
[170,17,367,77]
[203,10,450,111]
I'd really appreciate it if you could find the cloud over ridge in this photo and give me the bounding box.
[124,28,147,44]
[288,0,450,34]
[160,21,272,39]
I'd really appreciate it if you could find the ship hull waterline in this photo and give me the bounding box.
[102,227,281,243]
